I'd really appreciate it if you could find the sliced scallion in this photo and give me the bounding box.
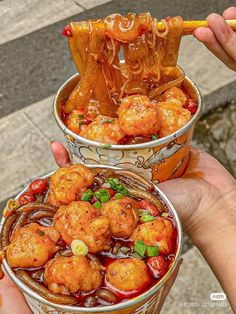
[120,246,131,254]
[140,215,154,223]
[147,246,159,257]
[134,240,147,257]
[81,189,93,201]
[93,201,102,209]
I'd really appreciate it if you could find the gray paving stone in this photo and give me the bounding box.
[76,0,112,10]
[162,247,232,314]
[0,0,83,45]
[0,96,64,203]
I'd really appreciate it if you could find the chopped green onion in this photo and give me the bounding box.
[161,212,170,218]
[100,195,110,203]
[95,189,111,203]
[100,143,112,149]
[77,114,85,119]
[134,240,147,257]
[101,118,113,124]
[147,246,159,257]
[79,121,86,126]
[81,189,93,201]
[138,209,151,217]
[120,246,131,254]
[140,215,154,223]
[116,185,129,195]
[93,201,102,209]
[115,193,123,199]
[107,178,129,195]
[151,134,158,140]
[130,252,142,259]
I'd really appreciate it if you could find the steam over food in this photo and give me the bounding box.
[61,13,198,144]
[0,164,179,307]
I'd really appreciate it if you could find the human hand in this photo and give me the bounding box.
[0,271,32,314]
[50,142,236,237]
[193,7,236,71]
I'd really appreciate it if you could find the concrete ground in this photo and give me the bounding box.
[0,0,235,313]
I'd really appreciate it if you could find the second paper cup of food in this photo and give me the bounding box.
[54,73,202,183]
[1,165,182,314]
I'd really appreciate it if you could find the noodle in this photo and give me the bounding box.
[63,13,184,116]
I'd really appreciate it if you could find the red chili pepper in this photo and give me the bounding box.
[83,120,92,125]
[62,25,73,37]
[118,135,134,145]
[106,188,116,198]
[183,99,198,114]
[19,192,36,206]
[147,256,167,278]
[29,179,48,195]
[139,199,160,216]
[91,196,97,204]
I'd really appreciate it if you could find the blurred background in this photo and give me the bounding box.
[0,0,235,313]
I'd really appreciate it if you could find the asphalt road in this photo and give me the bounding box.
[0,0,235,118]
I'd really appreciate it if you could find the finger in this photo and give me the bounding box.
[193,27,236,71]
[223,7,236,19]
[155,258,183,312]
[0,272,32,314]
[50,141,71,167]
[207,13,236,63]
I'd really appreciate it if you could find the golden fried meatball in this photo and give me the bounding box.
[54,201,111,253]
[48,165,94,207]
[117,95,160,136]
[80,115,125,144]
[7,223,59,268]
[44,255,103,294]
[131,217,175,255]
[67,110,90,135]
[162,87,187,104]
[101,196,139,238]
[157,100,191,137]
[106,258,150,292]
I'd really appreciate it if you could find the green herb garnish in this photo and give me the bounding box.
[151,134,158,140]
[81,189,93,201]
[140,215,154,223]
[100,143,112,149]
[77,114,85,119]
[147,246,159,257]
[120,246,131,254]
[101,118,113,124]
[93,201,102,209]
[134,240,147,257]
[115,193,123,200]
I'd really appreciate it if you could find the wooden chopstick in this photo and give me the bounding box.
[156,20,236,35]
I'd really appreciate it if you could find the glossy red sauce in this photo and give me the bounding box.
[13,185,178,307]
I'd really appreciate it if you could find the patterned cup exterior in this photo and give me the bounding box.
[24,287,164,314]
[54,73,201,183]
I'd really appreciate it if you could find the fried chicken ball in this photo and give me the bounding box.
[157,100,191,137]
[54,201,111,253]
[162,87,187,104]
[101,196,139,238]
[48,165,94,207]
[67,110,89,134]
[44,255,104,294]
[106,258,150,292]
[80,115,125,144]
[117,95,160,136]
[6,223,59,268]
[131,217,175,255]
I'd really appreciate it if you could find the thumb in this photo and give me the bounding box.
[50,141,71,167]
